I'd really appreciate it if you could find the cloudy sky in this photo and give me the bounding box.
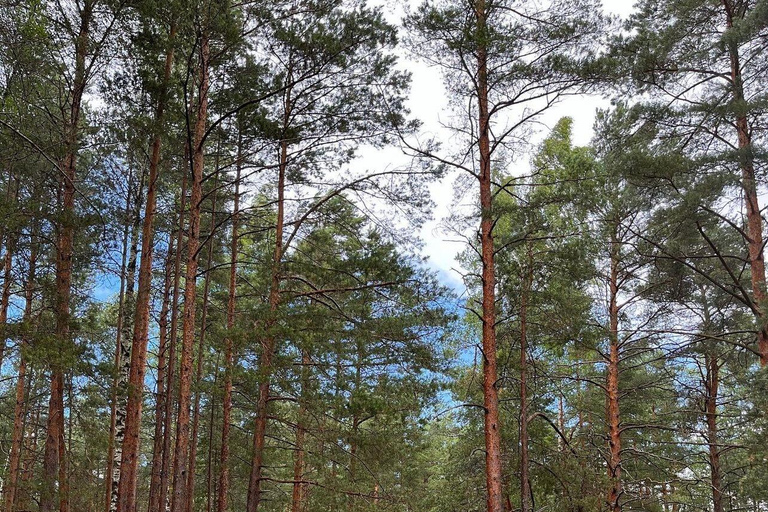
[375,0,638,290]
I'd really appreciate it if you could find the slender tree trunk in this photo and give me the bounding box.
[169,30,210,512]
[475,0,504,509]
[246,80,292,512]
[4,226,37,512]
[106,175,136,512]
[206,355,219,512]
[290,351,310,512]
[185,179,218,512]
[157,170,189,512]
[705,353,724,512]
[519,244,532,512]
[116,22,176,512]
[42,4,91,511]
[109,170,145,512]
[217,132,242,512]
[19,378,41,512]
[0,177,18,371]
[606,225,622,512]
[722,2,768,365]
[147,237,176,512]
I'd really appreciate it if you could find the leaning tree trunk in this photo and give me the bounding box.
[169,29,210,512]
[475,0,504,509]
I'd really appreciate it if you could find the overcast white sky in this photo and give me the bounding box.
[372,0,638,290]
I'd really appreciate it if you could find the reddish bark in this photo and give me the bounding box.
[41,4,91,511]
[217,133,242,512]
[704,354,724,512]
[246,82,291,512]
[519,244,532,512]
[4,228,37,512]
[115,22,176,512]
[185,180,218,512]
[169,30,210,512]
[475,0,504,509]
[606,226,622,512]
[723,1,768,365]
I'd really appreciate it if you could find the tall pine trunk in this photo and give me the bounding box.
[147,236,176,512]
[246,79,292,512]
[169,29,209,512]
[475,0,504,509]
[606,223,622,512]
[105,174,137,512]
[217,132,242,512]
[704,353,724,512]
[290,351,310,512]
[115,22,176,512]
[723,2,768,365]
[185,179,218,512]
[42,4,91,511]
[0,176,18,370]
[4,223,37,512]
[519,243,532,512]
[109,170,145,512]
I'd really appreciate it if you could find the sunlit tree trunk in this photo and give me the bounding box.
[475,0,504,509]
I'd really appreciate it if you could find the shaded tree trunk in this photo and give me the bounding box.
[42,4,92,511]
[704,353,724,512]
[290,351,310,512]
[217,131,242,512]
[109,170,145,512]
[3,223,37,512]
[519,243,532,512]
[147,235,177,512]
[156,170,189,512]
[0,176,18,370]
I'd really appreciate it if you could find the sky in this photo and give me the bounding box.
[374,0,638,291]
